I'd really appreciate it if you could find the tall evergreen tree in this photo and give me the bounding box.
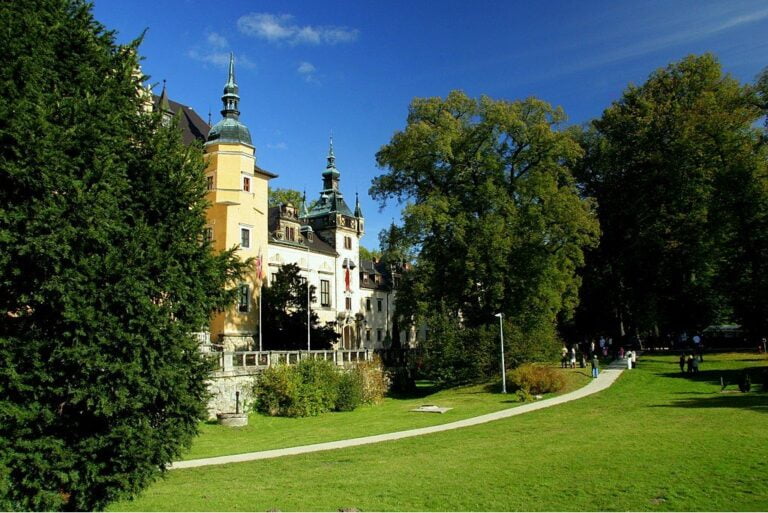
[0,1,247,510]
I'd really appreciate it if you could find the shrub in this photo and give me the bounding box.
[335,371,363,411]
[508,363,565,395]
[515,388,533,403]
[293,358,339,416]
[354,358,388,404]
[253,365,301,417]
[253,359,340,417]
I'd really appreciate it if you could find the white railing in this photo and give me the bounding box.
[209,349,371,372]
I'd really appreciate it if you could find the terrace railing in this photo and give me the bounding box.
[205,348,372,372]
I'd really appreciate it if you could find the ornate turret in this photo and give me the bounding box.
[158,80,171,113]
[354,192,363,218]
[207,53,252,146]
[322,136,341,191]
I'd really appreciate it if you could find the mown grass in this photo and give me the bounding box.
[184,365,590,460]
[110,353,768,511]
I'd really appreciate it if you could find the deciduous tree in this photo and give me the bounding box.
[372,91,599,363]
[573,54,766,340]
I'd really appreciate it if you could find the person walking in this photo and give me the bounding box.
[626,350,633,369]
[570,346,577,369]
[679,352,686,373]
[591,353,599,379]
[631,349,638,369]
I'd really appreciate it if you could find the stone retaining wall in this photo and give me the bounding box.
[206,369,260,420]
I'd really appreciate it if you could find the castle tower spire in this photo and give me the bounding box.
[322,135,340,191]
[221,53,240,120]
[206,53,252,146]
[158,79,171,113]
[354,192,363,218]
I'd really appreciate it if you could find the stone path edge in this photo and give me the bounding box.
[170,366,625,470]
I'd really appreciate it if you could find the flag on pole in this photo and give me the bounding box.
[255,249,266,285]
[345,266,351,292]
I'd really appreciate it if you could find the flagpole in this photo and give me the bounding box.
[306,245,311,352]
[257,248,264,353]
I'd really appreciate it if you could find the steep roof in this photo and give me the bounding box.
[268,205,337,256]
[152,95,209,145]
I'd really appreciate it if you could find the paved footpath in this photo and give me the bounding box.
[171,362,626,470]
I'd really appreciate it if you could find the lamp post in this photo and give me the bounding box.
[494,313,507,394]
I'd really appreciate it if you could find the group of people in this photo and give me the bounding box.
[561,337,639,379]
[679,352,701,374]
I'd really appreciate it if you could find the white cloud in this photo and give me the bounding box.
[567,6,768,74]
[237,12,359,45]
[267,142,288,150]
[297,61,316,74]
[296,61,319,84]
[187,49,255,70]
[207,32,229,49]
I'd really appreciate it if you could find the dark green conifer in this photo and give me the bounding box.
[0,1,247,510]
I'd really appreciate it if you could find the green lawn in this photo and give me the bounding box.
[111,353,768,511]
[184,365,591,460]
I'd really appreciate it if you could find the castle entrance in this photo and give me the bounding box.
[342,325,356,349]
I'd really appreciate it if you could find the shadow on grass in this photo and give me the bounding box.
[387,381,439,399]
[658,367,768,389]
[652,393,768,413]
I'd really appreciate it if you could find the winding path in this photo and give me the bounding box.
[171,362,626,470]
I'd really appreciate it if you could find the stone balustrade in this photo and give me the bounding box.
[212,348,371,372]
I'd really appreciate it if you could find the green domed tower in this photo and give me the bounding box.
[207,53,252,146]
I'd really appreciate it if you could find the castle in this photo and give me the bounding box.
[154,55,400,351]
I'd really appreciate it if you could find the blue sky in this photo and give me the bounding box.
[92,0,768,250]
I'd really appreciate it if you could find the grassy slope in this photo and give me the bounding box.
[184,366,590,460]
[111,354,768,512]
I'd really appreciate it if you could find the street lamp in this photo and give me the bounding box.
[494,313,507,394]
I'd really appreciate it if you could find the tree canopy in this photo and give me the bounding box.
[0,1,246,509]
[572,54,768,341]
[261,264,338,350]
[372,91,599,359]
[268,187,305,208]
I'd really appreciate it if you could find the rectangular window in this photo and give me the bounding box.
[240,227,250,248]
[320,280,330,307]
[345,297,352,311]
[366,329,371,342]
[242,176,251,192]
[377,329,383,342]
[203,227,213,243]
[285,226,295,241]
[206,175,214,191]
[377,298,383,312]
[238,284,249,312]
[344,236,352,250]
[366,298,371,311]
